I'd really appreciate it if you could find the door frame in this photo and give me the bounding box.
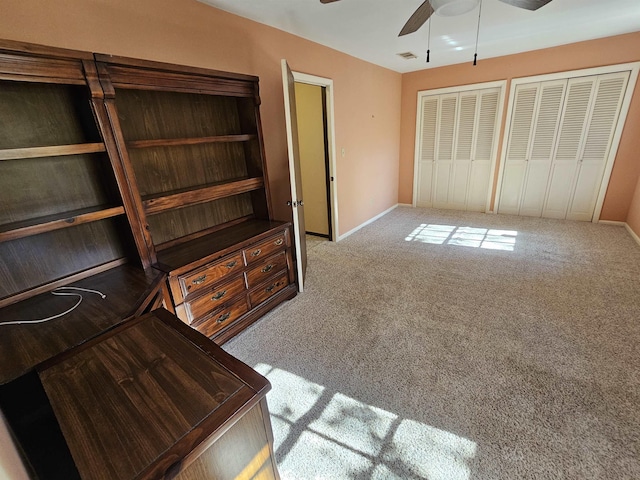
[292,71,339,241]
[412,80,507,212]
[494,62,640,222]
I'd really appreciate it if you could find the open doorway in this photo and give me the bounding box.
[292,72,338,245]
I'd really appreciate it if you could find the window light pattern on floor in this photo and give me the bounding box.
[405,224,517,251]
[255,364,477,480]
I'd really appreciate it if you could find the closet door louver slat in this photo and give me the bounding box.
[416,96,438,206]
[433,94,458,208]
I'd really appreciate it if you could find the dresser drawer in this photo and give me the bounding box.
[246,251,288,289]
[244,232,287,264]
[178,253,244,299]
[183,275,246,324]
[249,271,289,307]
[194,298,249,338]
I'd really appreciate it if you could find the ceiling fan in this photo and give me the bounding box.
[320,0,553,36]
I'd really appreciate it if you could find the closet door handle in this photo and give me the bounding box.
[216,312,231,324]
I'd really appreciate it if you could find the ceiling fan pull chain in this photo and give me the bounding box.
[473,0,483,66]
[426,18,431,63]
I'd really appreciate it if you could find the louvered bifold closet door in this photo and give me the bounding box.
[449,92,478,209]
[519,80,567,216]
[565,72,629,221]
[432,94,458,208]
[543,77,597,218]
[467,88,501,211]
[416,96,439,207]
[498,83,539,214]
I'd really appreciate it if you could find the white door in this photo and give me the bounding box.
[281,59,307,292]
[432,94,458,208]
[566,72,629,221]
[543,77,595,219]
[519,80,567,217]
[498,83,539,215]
[449,92,477,210]
[416,86,501,212]
[416,96,438,207]
[467,89,501,211]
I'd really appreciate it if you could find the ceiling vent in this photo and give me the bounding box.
[397,52,418,60]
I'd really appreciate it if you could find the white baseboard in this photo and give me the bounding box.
[337,204,398,241]
[599,220,640,247]
[625,223,640,247]
[398,203,413,207]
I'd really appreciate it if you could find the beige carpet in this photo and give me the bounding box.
[224,207,640,480]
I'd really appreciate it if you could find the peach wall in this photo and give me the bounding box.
[0,0,401,235]
[400,32,640,221]
[626,176,640,239]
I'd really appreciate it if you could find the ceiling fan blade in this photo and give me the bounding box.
[320,0,341,3]
[399,0,435,36]
[498,0,553,11]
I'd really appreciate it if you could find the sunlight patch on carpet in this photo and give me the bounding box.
[406,224,517,251]
[254,363,477,480]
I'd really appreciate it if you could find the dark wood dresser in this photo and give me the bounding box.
[0,309,279,480]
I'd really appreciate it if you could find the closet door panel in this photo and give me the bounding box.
[450,93,477,209]
[543,78,595,218]
[519,81,566,216]
[468,89,500,211]
[416,96,438,207]
[498,84,538,214]
[567,72,629,221]
[432,94,457,208]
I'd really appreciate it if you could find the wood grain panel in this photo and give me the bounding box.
[127,134,255,149]
[0,218,131,300]
[155,220,289,273]
[0,205,124,243]
[178,252,244,301]
[249,271,289,307]
[0,264,163,384]
[174,401,277,480]
[0,142,105,161]
[0,80,101,149]
[114,89,243,141]
[40,316,245,480]
[183,275,247,325]
[0,153,121,225]
[147,194,254,246]
[143,177,264,215]
[246,251,287,288]
[128,143,249,197]
[0,53,86,83]
[194,298,249,338]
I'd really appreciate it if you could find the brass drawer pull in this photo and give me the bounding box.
[261,264,273,273]
[265,282,281,293]
[216,312,231,324]
[226,260,237,269]
[251,249,262,257]
[211,290,227,301]
[275,238,284,246]
[192,275,207,285]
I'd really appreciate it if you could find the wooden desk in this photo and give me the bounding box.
[0,309,279,480]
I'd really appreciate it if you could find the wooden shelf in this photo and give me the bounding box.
[126,134,256,149]
[0,205,125,242]
[0,143,106,161]
[143,177,264,215]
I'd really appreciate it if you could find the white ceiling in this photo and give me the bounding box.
[197,0,640,73]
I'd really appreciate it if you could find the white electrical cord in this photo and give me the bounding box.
[1,286,106,326]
